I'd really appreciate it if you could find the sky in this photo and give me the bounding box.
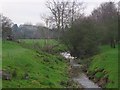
[0,0,119,25]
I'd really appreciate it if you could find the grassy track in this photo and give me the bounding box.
[2,40,69,88]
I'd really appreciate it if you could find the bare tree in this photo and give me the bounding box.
[46,0,84,40]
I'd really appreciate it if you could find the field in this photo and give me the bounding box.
[2,39,69,88]
[88,45,118,88]
[20,39,68,53]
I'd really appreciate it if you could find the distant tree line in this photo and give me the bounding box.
[12,24,59,39]
[1,15,60,40]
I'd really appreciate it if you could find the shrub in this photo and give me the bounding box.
[61,17,99,59]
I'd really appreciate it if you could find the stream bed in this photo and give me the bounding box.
[61,52,101,89]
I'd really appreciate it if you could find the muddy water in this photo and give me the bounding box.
[61,52,101,89]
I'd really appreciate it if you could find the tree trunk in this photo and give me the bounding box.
[113,39,116,48]
[110,39,116,48]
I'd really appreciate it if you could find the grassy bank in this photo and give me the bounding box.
[2,40,69,88]
[88,45,118,88]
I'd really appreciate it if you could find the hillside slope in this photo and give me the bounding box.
[88,45,118,88]
[2,41,69,88]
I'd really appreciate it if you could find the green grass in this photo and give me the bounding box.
[20,39,58,47]
[88,45,118,88]
[20,39,68,52]
[2,40,69,88]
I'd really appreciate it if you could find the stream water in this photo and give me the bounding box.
[61,52,101,89]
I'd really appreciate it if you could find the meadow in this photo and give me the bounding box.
[20,39,68,53]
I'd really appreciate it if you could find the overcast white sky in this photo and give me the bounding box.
[0,0,119,25]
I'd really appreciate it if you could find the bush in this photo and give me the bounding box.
[62,17,99,58]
